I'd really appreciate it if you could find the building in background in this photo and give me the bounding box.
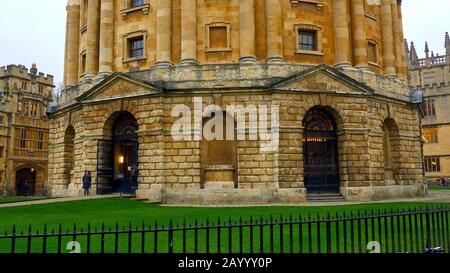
[407,32,450,184]
[48,0,425,204]
[0,64,54,196]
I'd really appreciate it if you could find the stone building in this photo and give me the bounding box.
[48,0,426,204]
[0,64,54,196]
[407,32,450,184]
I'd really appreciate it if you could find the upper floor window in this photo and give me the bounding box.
[422,126,438,143]
[423,71,436,85]
[423,98,436,117]
[121,0,150,19]
[21,82,27,90]
[131,0,144,7]
[424,156,440,173]
[80,51,87,76]
[299,31,316,51]
[129,37,144,58]
[19,129,27,149]
[367,41,378,64]
[364,0,377,19]
[294,24,323,55]
[0,146,4,159]
[205,23,232,52]
[38,131,44,150]
[81,0,88,31]
[123,31,147,63]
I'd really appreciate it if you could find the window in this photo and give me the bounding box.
[424,157,441,173]
[129,37,144,58]
[299,31,317,51]
[81,0,88,30]
[368,41,378,64]
[38,131,44,150]
[424,72,436,85]
[80,52,87,75]
[294,24,323,55]
[0,146,3,159]
[0,115,3,125]
[121,0,150,19]
[205,23,232,52]
[123,31,148,62]
[422,126,438,143]
[364,0,377,19]
[210,26,227,49]
[19,130,27,149]
[131,0,144,7]
[422,99,436,117]
[21,82,27,90]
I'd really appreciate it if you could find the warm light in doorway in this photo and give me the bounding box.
[119,156,124,164]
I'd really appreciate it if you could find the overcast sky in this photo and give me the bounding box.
[0,0,449,87]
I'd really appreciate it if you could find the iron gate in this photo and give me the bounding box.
[303,108,340,194]
[97,139,114,195]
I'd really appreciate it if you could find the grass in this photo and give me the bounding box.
[0,197,46,204]
[429,186,450,191]
[0,198,449,253]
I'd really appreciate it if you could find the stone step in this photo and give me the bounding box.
[307,194,346,203]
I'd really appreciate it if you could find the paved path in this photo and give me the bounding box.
[1,191,449,208]
[0,194,120,208]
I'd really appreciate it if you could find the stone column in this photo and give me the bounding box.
[65,0,81,86]
[333,0,351,67]
[380,0,396,76]
[156,0,172,67]
[351,0,368,69]
[239,0,257,63]
[85,0,100,80]
[98,0,114,76]
[180,0,197,65]
[265,0,284,63]
[393,0,407,79]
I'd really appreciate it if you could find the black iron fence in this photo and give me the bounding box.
[1,206,449,254]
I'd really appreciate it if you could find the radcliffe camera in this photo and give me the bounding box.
[0,0,449,271]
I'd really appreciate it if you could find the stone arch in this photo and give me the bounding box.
[300,104,345,132]
[302,106,341,194]
[201,110,238,190]
[382,118,401,185]
[14,164,45,197]
[98,111,140,194]
[63,125,75,188]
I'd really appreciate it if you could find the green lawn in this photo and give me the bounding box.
[429,186,450,191]
[0,198,449,254]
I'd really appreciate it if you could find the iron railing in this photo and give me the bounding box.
[0,206,449,254]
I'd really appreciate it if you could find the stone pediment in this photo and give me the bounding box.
[76,73,162,103]
[271,65,374,95]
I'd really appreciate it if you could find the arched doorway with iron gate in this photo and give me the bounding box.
[97,112,139,195]
[303,107,340,194]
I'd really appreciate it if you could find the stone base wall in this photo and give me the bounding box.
[48,64,426,204]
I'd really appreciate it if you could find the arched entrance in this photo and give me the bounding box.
[97,112,139,195]
[303,108,340,194]
[16,168,36,196]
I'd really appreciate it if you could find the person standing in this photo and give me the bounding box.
[82,171,92,196]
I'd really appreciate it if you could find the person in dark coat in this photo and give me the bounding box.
[82,171,92,196]
[440,177,448,187]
